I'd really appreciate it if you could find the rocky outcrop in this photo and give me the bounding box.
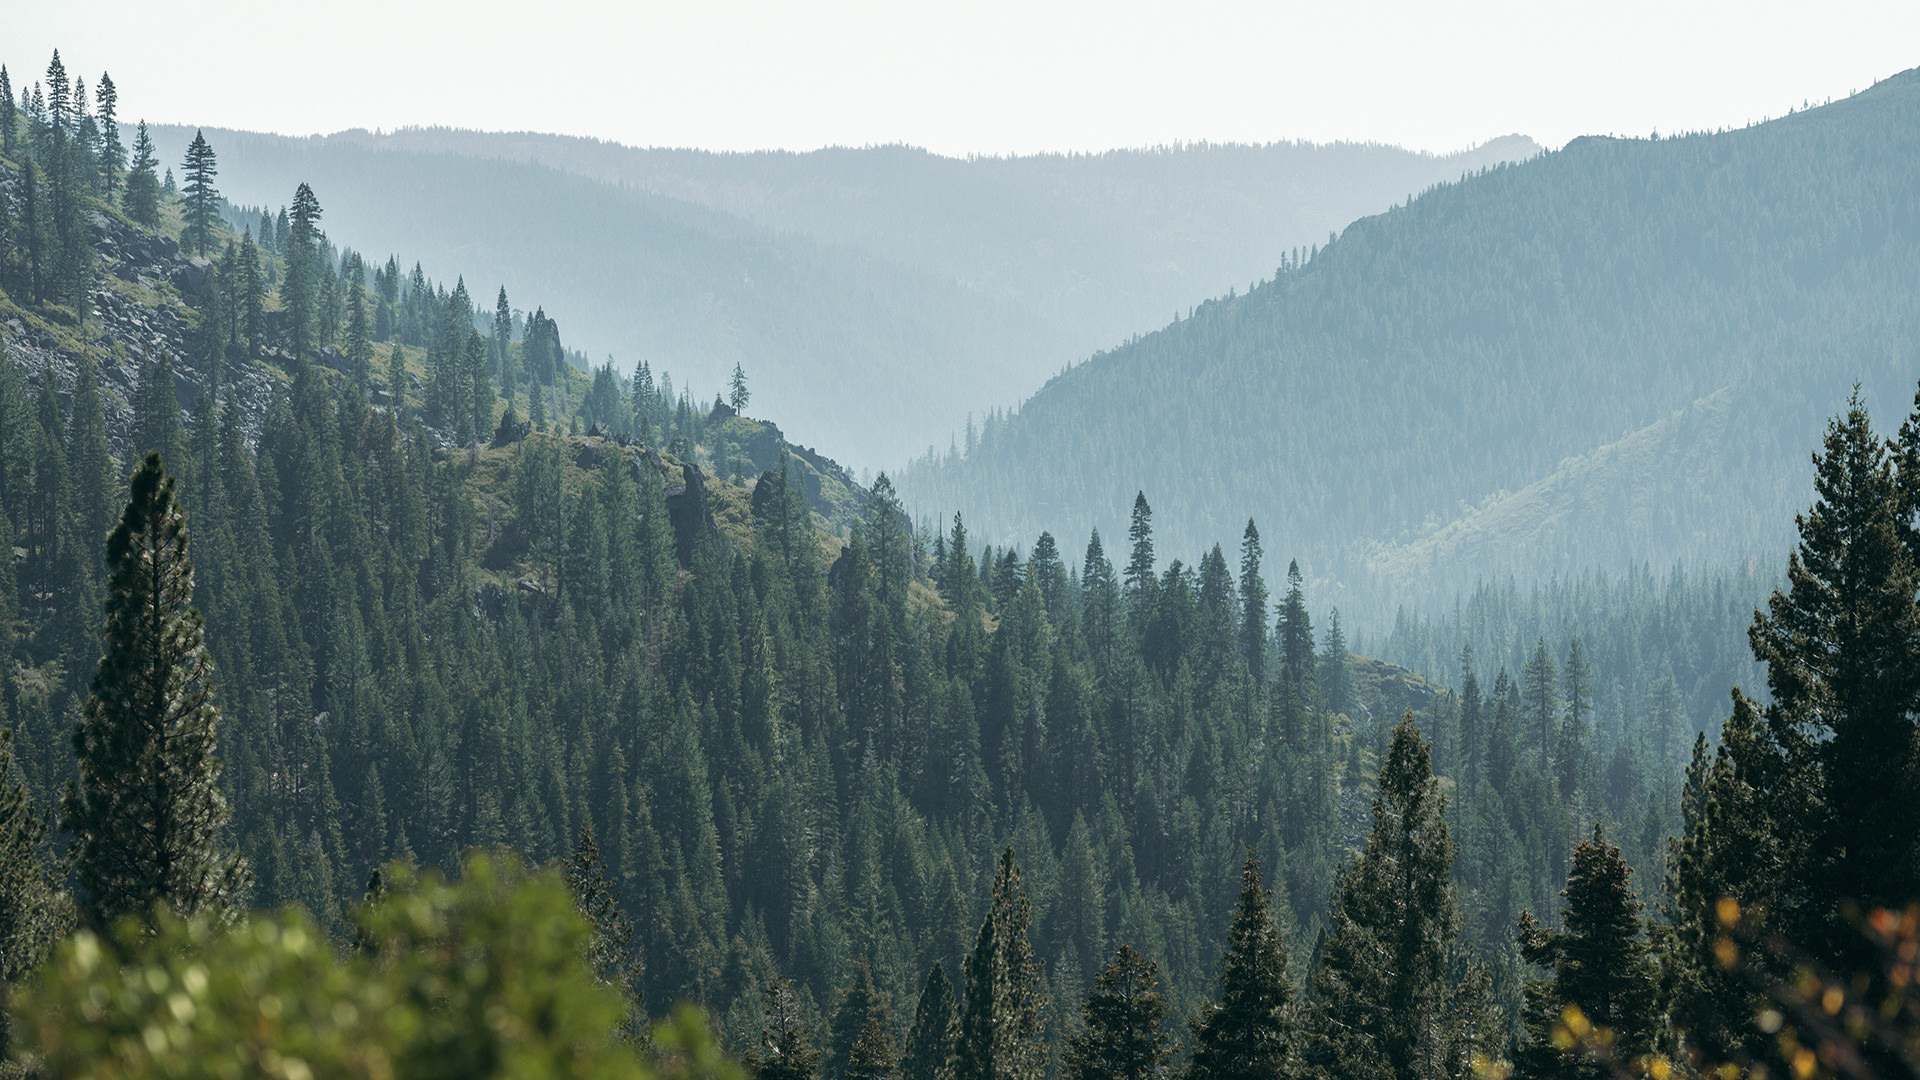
[2,182,280,458]
[664,461,715,568]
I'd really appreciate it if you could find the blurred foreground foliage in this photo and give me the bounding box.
[13,852,742,1080]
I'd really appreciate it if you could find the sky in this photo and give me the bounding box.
[14,1,1920,157]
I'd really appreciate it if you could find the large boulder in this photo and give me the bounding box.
[171,257,214,299]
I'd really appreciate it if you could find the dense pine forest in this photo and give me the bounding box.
[2,48,1919,1080]
[899,69,1920,620]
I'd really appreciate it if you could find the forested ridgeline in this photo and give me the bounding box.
[140,122,1540,469]
[898,68,1920,620]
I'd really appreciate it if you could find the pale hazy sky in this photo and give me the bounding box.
[15,0,1920,157]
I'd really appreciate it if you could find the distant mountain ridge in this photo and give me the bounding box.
[146,124,1538,468]
[897,70,1920,619]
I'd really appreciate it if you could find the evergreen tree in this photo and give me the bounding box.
[238,227,266,356]
[18,158,44,305]
[67,352,117,551]
[751,975,822,1080]
[1081,530,1117,661]
[64,452,251,927]
[493,286,514,394]
[1516,828,1657,1080]
[0,722,69,1061]
[1123,493,1155,625]
[1237,519,1268,682]
[904,964,960,1080]
[283,182,323,366]
[1307,715,1459,1080]
[1520,640,1558,777]
[1064,945,1171,1080]
[347,262,374,397]
[0,66,14,156]
[1557,639,1593,791]
[566,824,642,1031]
[849,1015,899,1080]
[828,962,893,1080]
[1275,562,1314,745]
[180,130,219,256]
[1671,392,1920,1071]
[957,849,1049,1080]
[95,71,122,198]
[730,362,751,412]
[1318,609,1353,719]
[465,329,493,440]
[132,354,186,472]
[1189,854,1296,1080]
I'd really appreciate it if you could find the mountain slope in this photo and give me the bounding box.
[898,70,1920,616]
[149,125,1537,468]
[149,128,1068,470]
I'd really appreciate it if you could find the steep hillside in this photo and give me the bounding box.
[146,128,1065,471]
[899,70,1920,616]
[148,125,1537,468]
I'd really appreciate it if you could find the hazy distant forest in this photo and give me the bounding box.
[1,48,1919,1080]
[900,70,1920,619]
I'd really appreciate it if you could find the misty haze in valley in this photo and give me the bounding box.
[148,123,1538,469]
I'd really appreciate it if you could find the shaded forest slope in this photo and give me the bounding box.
[898,70,1920,618]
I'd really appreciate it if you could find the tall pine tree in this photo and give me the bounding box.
[957,849,1049,1080]
[1308,715,1459,1080]
[64,452,251,927]
[1189,854,1296,1080]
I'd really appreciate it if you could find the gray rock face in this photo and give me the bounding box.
[1,163,278,460]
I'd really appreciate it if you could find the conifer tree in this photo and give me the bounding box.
[465,329,492,439]
[829,962,893,1080]
[1307,715,1459,1080]
[1124,493,1155,624]
[833,960,898,1080]
[849,1015,900,1080]
[904,964,960,1080]
[180,130,219,256]
[0,722,68,1062]
[1671,392,1920,1071]
[95,71,122,198]
[45,52,71,135]
[1520,640,1558,776]
[1237,519,1268,682]
[1064,945,1171,1080]
[67,352,117,550]
[64,452,251,927]
[566,824,642,1031]
[1081,529,1118,661]
[283,181,323,365]
[730,362,751,412]
[1275,561,1314,744]
[493,286,513,393]
[751,975,823,1080]
[957,849,1049,1080]
[0,66,14,156]
[132,354,186,472]
[18,158,44,304]
[1318,609,1353,719]
[1515,828,1657,1080]
[1189,854,1296,1080]
[347,265,374,397]
[238,227,265,356]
